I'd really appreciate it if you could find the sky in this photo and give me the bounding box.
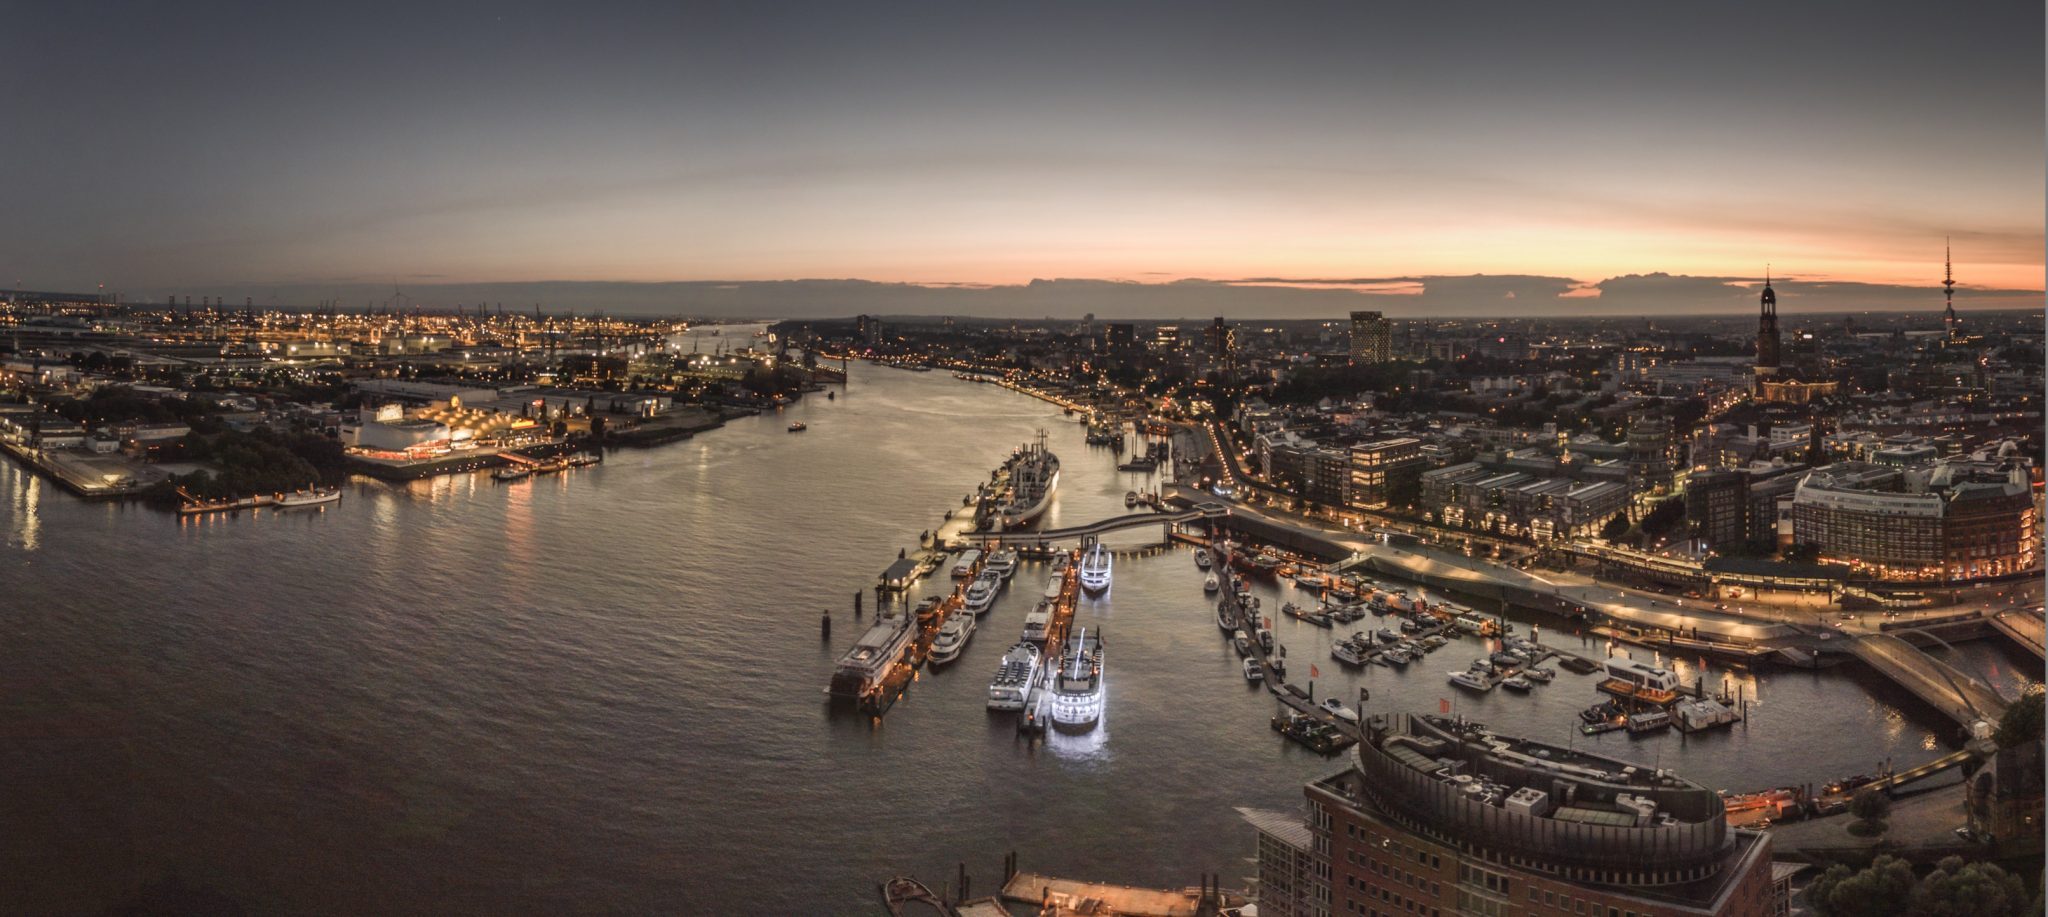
[4,1,2042,318]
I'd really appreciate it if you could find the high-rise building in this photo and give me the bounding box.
[1291,713,1781,917]
[1103,322,1137,357]
[1347,437,1423,508]
[855,314,885,344]
[1686,470,1750,550]
[1350,311,1392,364]
[1153,324,1184,352]
[1205,317,1236,362]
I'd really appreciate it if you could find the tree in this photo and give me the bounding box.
[1994,684,2044,749]
[1599,513,1630,542]
[1639,495,1687,539]
[1806,855,1915,917]
[1846,787,1891,837]
[1782,542,1822,564]
[1908,856,2030,917]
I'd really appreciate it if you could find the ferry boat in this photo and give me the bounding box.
[986,642,1042,710]
[1021,603,1052,643]
[928,611,976,666]
[275,487,342,508]
[951,549,983,579]
[1202,573,1220,593]
[964,571,1001,613]
[997,433,1061,528]
[1193,548,1212,570]
[492,465,532,481]
[983,548,1018,580]
[1078,542,1112,595]
[1242,657,1264,682]
[827,612,916,700]
[1048,628,1105,729]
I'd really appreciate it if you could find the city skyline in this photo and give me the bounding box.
[5,2,2042,315]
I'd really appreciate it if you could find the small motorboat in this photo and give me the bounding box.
[1232,629,1252,657]
[1124,490,1138,508]
[1501,674,1535,692]
[1523,667,1556,684]
[1193,548,1212,570]
[1203,573,1220,593]
[1320,698,1359,723]
[788,422,807,432]
[1242,657,1264,682]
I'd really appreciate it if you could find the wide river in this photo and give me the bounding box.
[1,358,2035,914]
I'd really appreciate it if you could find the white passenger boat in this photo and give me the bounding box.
[964,571,1001,613]
[1242,657,1264,682]
[275,487,342,508]
[984,548,1018,580]
[1203,573,1220,593]
[928,611,976,666]
[1048,628,1105,729]
[1320,699,1359,723]
[1078,541,1112,595]
[986,642,1042,710]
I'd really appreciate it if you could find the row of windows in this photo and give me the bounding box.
[1341,885,1442,916]
[1358,856,1441,898]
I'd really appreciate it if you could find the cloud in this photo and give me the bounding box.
[163,270,2040,321]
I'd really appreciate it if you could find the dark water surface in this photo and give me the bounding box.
[0,363,2030,914]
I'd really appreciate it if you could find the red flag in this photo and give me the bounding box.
[1310,664,1320,679]
[1439,697,1451,714]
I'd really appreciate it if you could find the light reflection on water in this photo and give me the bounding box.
[0,362,2030,915]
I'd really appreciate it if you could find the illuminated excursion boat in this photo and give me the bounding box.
[997,432,1060,528]
[1049,628,1105,729]
[827,612,916,701]
[1078,541,1112,595]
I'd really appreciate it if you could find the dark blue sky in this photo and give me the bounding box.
[5,1,2040,315]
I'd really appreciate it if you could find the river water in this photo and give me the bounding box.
[0,360,2033,914]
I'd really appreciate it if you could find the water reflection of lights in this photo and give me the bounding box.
[1046,678,1108,760]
